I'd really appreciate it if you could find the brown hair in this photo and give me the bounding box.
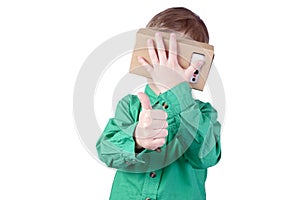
[146,7,209,43]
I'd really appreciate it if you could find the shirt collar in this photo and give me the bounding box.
[144,84,160,107]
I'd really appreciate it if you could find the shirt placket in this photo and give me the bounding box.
[141,167,162,200]
[139,97,167,200]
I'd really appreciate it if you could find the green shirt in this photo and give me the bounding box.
[96,82,221,200]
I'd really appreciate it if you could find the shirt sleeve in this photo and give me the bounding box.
[159,82,221,169]
[95,94,145,169]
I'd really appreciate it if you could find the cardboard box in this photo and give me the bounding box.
[129,28,214,91]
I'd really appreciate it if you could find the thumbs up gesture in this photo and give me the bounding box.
[134,92,168,151]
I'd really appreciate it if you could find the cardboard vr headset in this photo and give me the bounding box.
[129,28,214,91]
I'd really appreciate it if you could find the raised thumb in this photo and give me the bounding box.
[137,92,152,110]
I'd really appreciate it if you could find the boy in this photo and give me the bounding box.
[96,7,221,200]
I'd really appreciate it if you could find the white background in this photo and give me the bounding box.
[1,0,300,199]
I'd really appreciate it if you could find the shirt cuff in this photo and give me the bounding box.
[159,82,195,114]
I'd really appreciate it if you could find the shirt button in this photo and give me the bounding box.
[162,102,169,109]
[150,172,156,178]
[145,198,151,200]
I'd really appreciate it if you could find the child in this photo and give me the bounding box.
[96,7,221,200]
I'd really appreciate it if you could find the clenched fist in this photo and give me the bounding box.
[134,92,168,151]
